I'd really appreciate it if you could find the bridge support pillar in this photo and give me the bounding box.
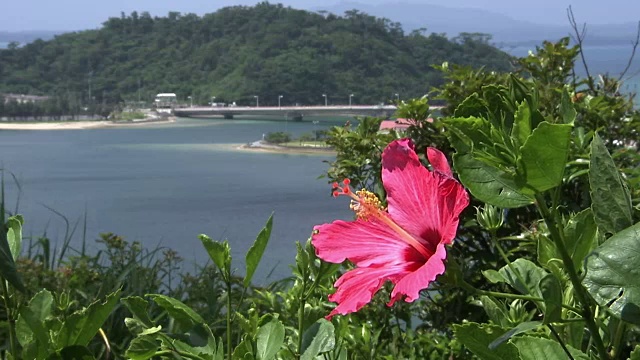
[223,114,234,119]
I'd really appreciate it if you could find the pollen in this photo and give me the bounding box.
[331,180,386,220]
[350,189,385,220]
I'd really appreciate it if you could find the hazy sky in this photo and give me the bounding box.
[2,0,639,31]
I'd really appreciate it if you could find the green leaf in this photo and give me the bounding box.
[540,275,562,323]
[245,214,273,288]
[294,241,310,277]
[630,344,640,360]
[125,335,160,360]
[200,235,231,279]
[583,222,640,325]
[489,321,541,349]
[537,235,558,269]
[6,215,23,260]
[301,319,335,360]
[453,153,534,208]
[17,290,55,359]
[452,323,520,360]
[147,294,204,325]
[232,338,254,360]
[511,101,531,147]
[512,336,589,360]
[498,259,548,297]
[47,346,96,360]
[0,202,25,292]
[482,269,506,284]
[517,122,572,192]
[122,296,154,328]
[189,323,219,357]
[479,296,511,327]
[563,209,598,270]
[560,88,577,125]
[256,319,284,360]
[454,94,488,119]
[565,320,585,350]
[56,289,121,348]
[589,134,633,235]
[445,116,495,153]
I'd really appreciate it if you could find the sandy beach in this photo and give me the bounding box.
[0,116,176,130]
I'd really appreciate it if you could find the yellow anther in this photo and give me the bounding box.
[350,189,385,220]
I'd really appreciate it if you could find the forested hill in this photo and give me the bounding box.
[0,2,513,106]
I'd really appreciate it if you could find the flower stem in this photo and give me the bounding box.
[534,193,609,360]
[610,320,625,360]
[297,266,309,360]
[460,280,581,314]
[226,279,232,360]
[548,324,575,360]
[1,277,17,358]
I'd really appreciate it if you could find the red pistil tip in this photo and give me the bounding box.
[332,191,340,197]
[343,187,350,194]
[332,182,339,189]
[343,179,351,186]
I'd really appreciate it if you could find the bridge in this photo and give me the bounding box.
[172,105,398,120]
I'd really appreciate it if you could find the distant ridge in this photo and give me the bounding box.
[315,1,640,45]
[0,30,62,45]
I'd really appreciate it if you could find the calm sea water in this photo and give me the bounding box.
[0,117,352,282]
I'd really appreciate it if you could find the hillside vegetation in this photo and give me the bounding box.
[0,2,512,106]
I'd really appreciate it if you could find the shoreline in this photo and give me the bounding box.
[0,116,176,130]
[234,140,336,155]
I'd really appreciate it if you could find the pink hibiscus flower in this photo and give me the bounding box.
[312,138,469,319]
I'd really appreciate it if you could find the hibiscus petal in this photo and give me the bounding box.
[327,265,409,319]
[313,217,417,267]
[382,139,469,249]
[426,147,453,177]
[388,242,448,305]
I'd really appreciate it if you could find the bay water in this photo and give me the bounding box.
[0,117,352,282]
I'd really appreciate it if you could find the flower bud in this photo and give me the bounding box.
[476,204,504,232]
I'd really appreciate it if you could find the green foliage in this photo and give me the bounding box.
[323,117,396,190]
[0,185,26,292]
[112,111,145,121]
[244,214,273,288]
[255,319,285,360]
[452,323,520,360]
[512,336,589,360]
[583,222,640,325]
[15,289,120,360]
[589,134,634,235]
[394,96,449,154]
[263,132,291,144]
[0,4,512,107]
[300,320,335,360]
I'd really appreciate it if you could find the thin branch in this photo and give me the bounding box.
[567,6,597,92]
[619,21,640,81]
